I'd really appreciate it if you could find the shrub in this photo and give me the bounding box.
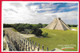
[24,29,32,34]
[31,27,42,36]
[42,32,48,37]
[21,31,26,34]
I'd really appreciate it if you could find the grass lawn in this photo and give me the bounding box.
[71,27,78,30]
[30,28,78,51]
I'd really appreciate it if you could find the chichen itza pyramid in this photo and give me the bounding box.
[45,18,71,30]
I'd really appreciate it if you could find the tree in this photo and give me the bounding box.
[37,23,43,28]
[32,27,42,36]
[3,24,12,28]
[25,24,33,29]
[43,24,48,28]
[16,24,25,32]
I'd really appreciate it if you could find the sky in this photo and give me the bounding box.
[2,1,79,24]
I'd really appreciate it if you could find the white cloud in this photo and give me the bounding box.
[41,3,59,9]
[69,6,78,9]
[2,1,53,24]
[57,7,66,12]
[10,3,22,7]
[2,1,78,25]
[44,11,78,24]
[2,1,33,24]
[28,5,39,13]
[66,3,77,6]
[37,8,55,11]
[39,3,59,11]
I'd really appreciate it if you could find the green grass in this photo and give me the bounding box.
[71,27,78,30]
[30,28,78,51]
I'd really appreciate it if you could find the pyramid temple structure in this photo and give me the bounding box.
[45,18,71,30]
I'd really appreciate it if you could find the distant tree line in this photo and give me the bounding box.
[68,24,78,27]
[3,23,48,37]
[4,24,13,28]
[3,23,48,28]
[3,23,77,37]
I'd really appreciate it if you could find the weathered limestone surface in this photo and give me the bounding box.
[45,18,71,30]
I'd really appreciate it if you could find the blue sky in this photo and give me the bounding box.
[2,2,79,24]
[26,3,78,13]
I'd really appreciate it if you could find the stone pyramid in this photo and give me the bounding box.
[45,18,71,30]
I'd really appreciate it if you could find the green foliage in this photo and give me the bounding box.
[3,24,12,28]
[32,27,43,36]
[16,24,25,32]
[25,24,33,29]
[36,23,43,28]
[42,32,48,37]
[3,23,44,36]
[24,29,32,34]
[43,24,48,28]
[68,24,77,27]
[20,31,26,34]
[3,23,48,29]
